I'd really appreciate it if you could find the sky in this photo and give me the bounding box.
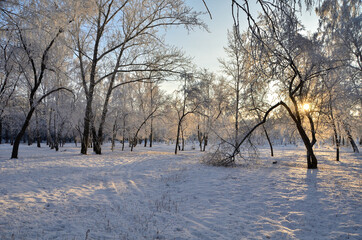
[161,0,320,92]
[164,0,234,74]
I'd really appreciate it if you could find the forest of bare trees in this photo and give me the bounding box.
[0,0,360,169]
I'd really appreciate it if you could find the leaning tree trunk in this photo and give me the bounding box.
[230,102,318,169]
[180,123,185,151]
[131,109,157,152]
[332,123,341,161]
[344,123,359,153]
[283,102,318,169]
[295,120,318,168]
[263,126,273,157]
[11,107,36,158]
[348,134,359,153]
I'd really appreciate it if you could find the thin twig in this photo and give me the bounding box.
[202,0,212,19]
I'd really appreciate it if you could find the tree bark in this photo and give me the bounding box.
[81,89,94,154]
[197,124,202,151]
[111,117,117,151]
[35,110,41,148]
[11,107,35,158]
[202,134,208,152]
[149,85,154,148]
[47,108,54,149]
[27,125,33,146]
[122,116,126,151]
[344,123,359,153]
[332,123,341,161]
[175,118,182,154]
[149,119,153,148]
[263,126,273,157]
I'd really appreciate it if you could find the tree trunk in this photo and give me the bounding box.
[175,119,182,154]
[81,88,94,154]
[182,137,185,151]
[149,118,153,147]
[344,124,359,153]
[333,125,341,161]
[130,110,156,151]
[348,135,359,153]
[149,82,154,148]
[122,116,126,151]
[35,110,41,148]
[93,48,123,155]
[263,126,273,157]
[181,124,185,151]
[111,117,117,151]
[92,125,101,154]
[197,124,202,151]
[47,108,53,148]
[336,146,340,162]
[202,134,208,152]
[54,109,59,151]
[93,133,102,154]
[27,126,33,146]
[11,107,36,158]
[297,124,318,168]
[280,102,318,169]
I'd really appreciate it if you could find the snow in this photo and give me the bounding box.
[0,143,361,239]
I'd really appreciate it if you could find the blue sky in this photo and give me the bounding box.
[161,1,319,92]
[164,0,319,73]
[165,0,234,74]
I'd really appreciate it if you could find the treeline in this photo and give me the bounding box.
[0,0,360,169]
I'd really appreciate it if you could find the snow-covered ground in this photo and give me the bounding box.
[0,143,361,239]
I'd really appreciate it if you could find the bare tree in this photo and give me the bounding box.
[70,0,204,155]
[3,1,74,158]
[219,28,246,149]
[173,72,203,154]
[228,0,338,168]
[0,32,19,144]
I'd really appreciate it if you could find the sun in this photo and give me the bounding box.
[303,103,310,111]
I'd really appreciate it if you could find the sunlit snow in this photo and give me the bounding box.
[0,143,361,239]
